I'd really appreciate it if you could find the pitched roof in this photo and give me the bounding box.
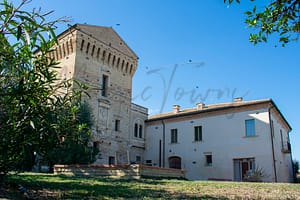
[59,24,138,60]
[147,99,292,131]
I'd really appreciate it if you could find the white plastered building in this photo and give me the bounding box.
[144,98,294,182]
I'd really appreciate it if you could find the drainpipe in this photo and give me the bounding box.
[268,107,278,182]
[162,120,166,168]
[159,140,162,167]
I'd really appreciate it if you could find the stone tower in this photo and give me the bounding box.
[51,24,148,165]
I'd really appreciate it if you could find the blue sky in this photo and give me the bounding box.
[18,0,299,160]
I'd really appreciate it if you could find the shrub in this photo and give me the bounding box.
[243,166,268,182]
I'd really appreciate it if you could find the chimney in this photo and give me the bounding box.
[196,102,205,110]
[173,105,180,114]
[234,97,243,102]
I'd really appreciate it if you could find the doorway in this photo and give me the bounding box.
[168,156,182,169]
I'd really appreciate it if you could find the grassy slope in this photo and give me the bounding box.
[1,173,300,199]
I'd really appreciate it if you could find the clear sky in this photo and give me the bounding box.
[17,0,299,160]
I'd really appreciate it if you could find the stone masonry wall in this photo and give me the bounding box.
[54,164,186,179]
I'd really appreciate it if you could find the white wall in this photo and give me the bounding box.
[269,111,294,182]
[145,107,293,182]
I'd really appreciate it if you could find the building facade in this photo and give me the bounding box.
[144,98,294,182]
[52,24,294,182]
[52,24,148,165]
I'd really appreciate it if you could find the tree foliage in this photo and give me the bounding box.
[225,0,300,46]
[45,102,99,168]
[0,0,96,176]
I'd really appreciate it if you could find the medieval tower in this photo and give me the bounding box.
[51,24,148,165]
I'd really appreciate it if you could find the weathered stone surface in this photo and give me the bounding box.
[53,24,148,165]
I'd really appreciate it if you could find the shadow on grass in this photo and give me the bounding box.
[2,174,230,199]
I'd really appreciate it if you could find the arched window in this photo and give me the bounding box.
[169,156,181,169]
[134,119,143,139]
[134,124,138,138]
[139,125,143,138]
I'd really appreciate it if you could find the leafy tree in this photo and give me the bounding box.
[225,0,300,46]
[45,101,99,168]
[0,0,96,177]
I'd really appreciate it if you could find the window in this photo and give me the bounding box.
[245,119,255,137]
[145,160,152,166]
[280,129,284,149]
[115,119,120,131]
[109,156,115,165]
[271,120,275,138]
[171,129,178,143]
[101,75,108,97]
[136,156,141,164]
[134,121,143,138]
[139,125,143,138]
[194,126,202,141]
[93,141,99,150]
[134,123,138,137]
[205,154,212,166]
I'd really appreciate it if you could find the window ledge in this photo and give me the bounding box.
[243,135,258,138]
[133,137,144,140]
[193,140,203,143]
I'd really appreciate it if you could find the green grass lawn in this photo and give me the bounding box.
[1,173,300,199]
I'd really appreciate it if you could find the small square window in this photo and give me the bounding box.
[136,156,141,164]
[109,156,115,165]
[93,141,99,149]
